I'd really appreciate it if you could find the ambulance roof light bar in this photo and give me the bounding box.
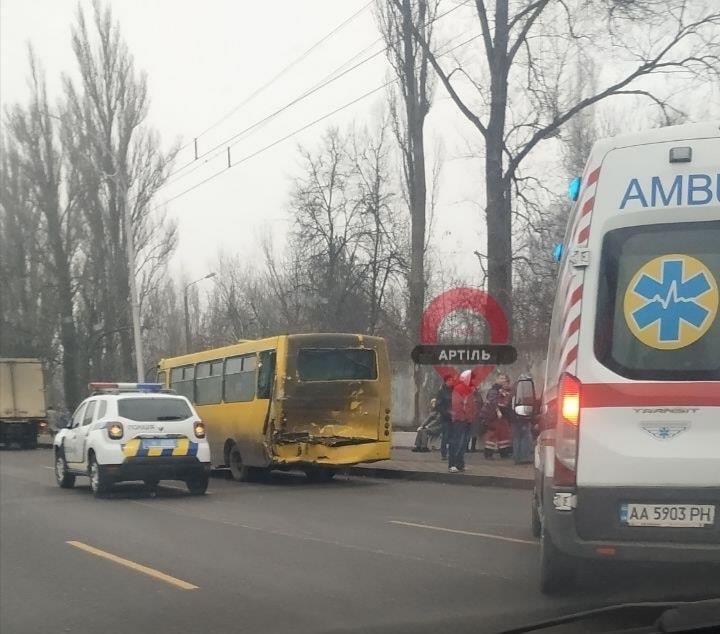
[88,382,164,394]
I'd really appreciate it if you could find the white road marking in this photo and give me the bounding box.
[131,501,511,579]
[66,541,198,590]
[43,466,54,470]
[389,520,538,545]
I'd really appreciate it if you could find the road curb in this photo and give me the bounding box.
[33,443,531,489]
[347,465,533,490]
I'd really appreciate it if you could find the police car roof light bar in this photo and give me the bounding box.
[88,382,164,394]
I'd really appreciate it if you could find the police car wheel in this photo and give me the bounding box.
[540,525,576,594]
[88,456,110,498]
[186,474,209,495]
[531,491,542,538]
[144,478,159,492]
[55,450,75,489]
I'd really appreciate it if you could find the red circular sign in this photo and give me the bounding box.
[420,287,509,385]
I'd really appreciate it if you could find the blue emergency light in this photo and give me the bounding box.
[88,382,163,393]
[568,176,581,201]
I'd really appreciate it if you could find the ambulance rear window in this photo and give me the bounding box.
[595,220,719,380]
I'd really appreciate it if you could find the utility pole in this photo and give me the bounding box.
[120,171,145,382]
[184,273,217,353]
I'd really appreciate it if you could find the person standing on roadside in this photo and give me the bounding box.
[449,370,477,473]
[483,373,513,459]
[435,374,454,460]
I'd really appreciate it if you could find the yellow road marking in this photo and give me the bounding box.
[389,521,538,545]
[66,541,198,590]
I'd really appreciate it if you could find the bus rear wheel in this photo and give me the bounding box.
[228,445,263,482]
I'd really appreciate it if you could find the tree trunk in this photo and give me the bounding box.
[45,212,80,408]
[485,0,513,332]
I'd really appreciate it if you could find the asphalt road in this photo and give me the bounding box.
[1,448,718,634]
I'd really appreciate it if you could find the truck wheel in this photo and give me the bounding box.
[186,474,209,495]
[23,436,38,450]
[304,467,335,483]
[55,450,75,489]
[540,524,577,594]
[88,455,111,498]
[531,490,542,538]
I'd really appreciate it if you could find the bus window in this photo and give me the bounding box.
[156,369,167,387]
[257,350,276,399]
[297,348,377,382]
[225,354,256,402]
[196,360,223,405]
[170,365,195,401]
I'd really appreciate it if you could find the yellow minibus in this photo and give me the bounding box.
[157,333,391,481]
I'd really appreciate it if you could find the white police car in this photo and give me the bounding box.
[53,383,211,497]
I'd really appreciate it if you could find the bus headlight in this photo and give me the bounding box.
[194,422,206,439]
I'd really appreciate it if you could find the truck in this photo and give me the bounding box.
[0,358,47,449]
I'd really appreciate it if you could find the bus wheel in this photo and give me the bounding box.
[228,445,253,482]
[304,467,335,483]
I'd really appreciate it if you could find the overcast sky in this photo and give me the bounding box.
[2,0,489,288]
[3,1,718,293]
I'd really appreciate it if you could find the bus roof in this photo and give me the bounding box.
[158,333,386,368]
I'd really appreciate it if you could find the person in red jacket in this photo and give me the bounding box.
[449,370,478,472]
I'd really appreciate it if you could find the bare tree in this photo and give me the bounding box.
[5,54,82,407]
[377,0,438,424]
[351,119,408,334]
[398,0,720,327]
[63,0,177,379]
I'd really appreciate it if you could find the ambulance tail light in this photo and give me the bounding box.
[554,373,581,487]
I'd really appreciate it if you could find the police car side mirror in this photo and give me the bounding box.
[514,378,536,418]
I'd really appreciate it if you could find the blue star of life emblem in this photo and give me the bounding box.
[631,259,711,342]
[640,422,689,441]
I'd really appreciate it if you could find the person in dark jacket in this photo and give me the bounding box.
[412,399,442,452]
[435,374,454,459]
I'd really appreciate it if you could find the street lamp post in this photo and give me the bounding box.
[184,273,216,353]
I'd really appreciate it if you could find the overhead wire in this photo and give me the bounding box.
[175,0,375,155]
[162,0,473,187]
[151,30,482,213]
[161,39,388,192]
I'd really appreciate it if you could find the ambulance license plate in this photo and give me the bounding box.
[142,439,177,449]
[620,503,715,527]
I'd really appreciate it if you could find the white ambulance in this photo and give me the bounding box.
[523,122,720,593]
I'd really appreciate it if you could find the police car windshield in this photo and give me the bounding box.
[595,220,720,380]
[117,397,192,422]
